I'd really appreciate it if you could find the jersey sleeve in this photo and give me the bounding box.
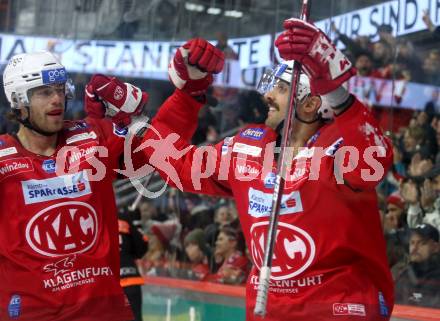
[333,97,393,190]
[140,90,233,197]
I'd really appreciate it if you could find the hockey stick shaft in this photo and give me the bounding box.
[253,0,311,317]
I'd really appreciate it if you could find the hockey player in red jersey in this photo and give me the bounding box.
[0,51,152,320]
[139,22,395,320]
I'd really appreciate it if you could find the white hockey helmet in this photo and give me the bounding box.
[257,60,311,101]
[257,60,334,120]
[3,51,74,109]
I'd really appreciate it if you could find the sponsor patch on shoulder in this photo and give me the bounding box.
[332,303,366,316]
[113,123,128,137]
[240,128,266,140]
[66,131,97,145]
[232,142,262,157]
[0,147,18,158]
[0,157,33,181]
[68,121,89,132]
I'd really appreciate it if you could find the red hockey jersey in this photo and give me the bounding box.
[142,90,395,320]
[0,118,134,321]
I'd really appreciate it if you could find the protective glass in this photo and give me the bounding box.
[256,64,289,95]
[28,79,75,101]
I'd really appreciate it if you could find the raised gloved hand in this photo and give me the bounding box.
[169,38,225,97]
[85,74,149,125]
[275,18,356,95]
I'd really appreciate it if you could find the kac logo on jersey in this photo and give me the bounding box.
[0,139,4,147]
[113,123,128,137]
[42,159,56,174]
[8,294,21,319]
[240,128,265,140]
[250,221,315,280]
[25,201,98,257]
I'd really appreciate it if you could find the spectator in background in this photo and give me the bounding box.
[118,208,148,321]
[394,224,440,308]
[139,199,167,233]
[192,104,218,145]
[215,32,239,60]
[372,40,393,71]
[422,50,440,86]
[383,193,409,269]
[213,31,241,134]
[204,205,234,249]
[377,24,396,48]
[183,228,211,281]
[188,203,214,230]
[143,219,181,276]
[402,165,440,232]
[401,126,426,165]
[331,22,372,60]
[422,9,440,41]
[355,52,375,77]
[238,90,268,125]
[209,226,248,285]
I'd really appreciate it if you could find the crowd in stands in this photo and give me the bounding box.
[1,12,440,310]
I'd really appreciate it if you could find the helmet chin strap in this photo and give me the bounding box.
[15,107,58,137]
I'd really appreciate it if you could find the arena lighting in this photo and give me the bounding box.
[224,10,243,18]
[207,7,222,15]
[185,2,205,12]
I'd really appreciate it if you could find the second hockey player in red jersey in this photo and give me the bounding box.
[139,21,395,320]
[0,51,151,320]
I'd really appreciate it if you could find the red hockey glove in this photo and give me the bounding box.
[85,74,149,125]
[169,38,225,97]
[275,18,356,95]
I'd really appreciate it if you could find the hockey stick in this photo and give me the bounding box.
[253,0,311,317]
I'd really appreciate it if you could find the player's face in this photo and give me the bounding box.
[264,80,313,129]
[409,233,439,263]
[264,79,290,129]
[27,84,66,134]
